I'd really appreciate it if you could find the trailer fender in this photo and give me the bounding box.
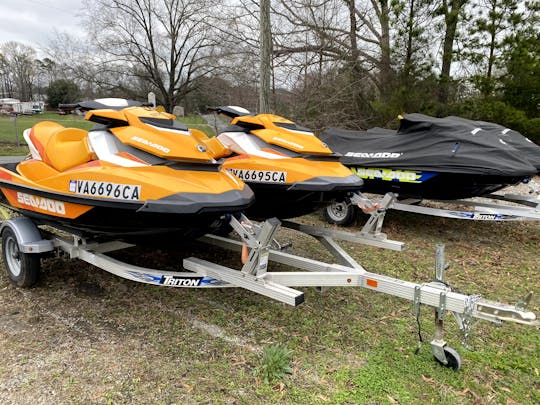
[0,217,54,253]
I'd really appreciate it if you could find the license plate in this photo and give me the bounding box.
[70,180,141,200]
[227,169,287,183]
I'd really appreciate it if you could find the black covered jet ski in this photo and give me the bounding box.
[320,114,539,200]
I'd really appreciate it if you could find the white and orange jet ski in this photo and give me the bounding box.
[0,99,253,242]
[208,106,368,219]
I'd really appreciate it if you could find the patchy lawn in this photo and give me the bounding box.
[0,210,538,404]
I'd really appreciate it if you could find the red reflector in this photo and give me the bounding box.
[366,279,378,288]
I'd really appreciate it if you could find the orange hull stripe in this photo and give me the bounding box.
[1,188,93,219]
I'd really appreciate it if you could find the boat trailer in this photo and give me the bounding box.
[0,210,537,371]
[326,186,540,225]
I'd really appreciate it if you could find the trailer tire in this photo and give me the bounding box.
[1,227,40,288]
[324,202,358,226]
[434,346,461,371]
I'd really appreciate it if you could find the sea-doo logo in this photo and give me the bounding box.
[131,136,170,153]
[16,192,66,214]
[345,152,403,158]
[160,276,203,286]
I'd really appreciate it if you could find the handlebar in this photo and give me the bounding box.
[207,105,253,118]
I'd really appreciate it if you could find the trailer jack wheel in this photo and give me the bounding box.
[434,346,461,371]
[1,227,40,288]
[324,201,357,226]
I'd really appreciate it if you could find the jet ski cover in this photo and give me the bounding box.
[446,116,540,171]
[320,113,538,176]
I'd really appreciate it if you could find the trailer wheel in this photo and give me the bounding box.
[324,202,358,226]
[1,227,40,288]
[434,346,461,371]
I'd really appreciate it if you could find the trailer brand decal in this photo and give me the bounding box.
[451,212,506,220]
[127,271,162,283]
[16,192,66,214]
[345,152,403,158]
[473,213,500,220]
[227,169,287,183]
[160,276,203,286]
[130,136,170,153]
[351,167,425,183]
[70,180,141,200]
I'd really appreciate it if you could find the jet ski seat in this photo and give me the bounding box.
[24,121,93,172]
[46,127,93,171]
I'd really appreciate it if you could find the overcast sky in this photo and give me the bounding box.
[0,0,85,51]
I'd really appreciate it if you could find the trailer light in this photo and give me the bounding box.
[366,279,378,288]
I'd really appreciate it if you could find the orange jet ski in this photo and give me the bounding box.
[208,106,365,219]
[0,99,253,242]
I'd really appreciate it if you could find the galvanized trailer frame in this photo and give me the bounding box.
[393,191,540,221]
[326,189,540,223]
[0,213,537,370]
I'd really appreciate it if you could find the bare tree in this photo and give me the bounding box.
[83,0,221,112]
[272,1,395,96]
[0,53,15,98]
[0,42,37,101]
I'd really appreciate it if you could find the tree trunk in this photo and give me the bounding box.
[379,0,393,98]
[439,0,465,104]
[403,0,416,82]
[259,0,272,113]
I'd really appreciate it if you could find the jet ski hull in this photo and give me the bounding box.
[0,163,253,243]
[348,167,527,199]
[242,174,362,219]
[222,154,363,219]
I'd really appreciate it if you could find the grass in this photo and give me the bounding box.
[0,210,538,404]
[0,111,215,146]
[0,112,93,144]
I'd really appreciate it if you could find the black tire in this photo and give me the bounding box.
[323,201,358,226]
[434,346,462,371]
[1,227,40,288]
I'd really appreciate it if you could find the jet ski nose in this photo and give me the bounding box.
[287,174,363,191]
[137,186,254,214]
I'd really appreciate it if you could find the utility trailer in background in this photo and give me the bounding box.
[0,211,537,371]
